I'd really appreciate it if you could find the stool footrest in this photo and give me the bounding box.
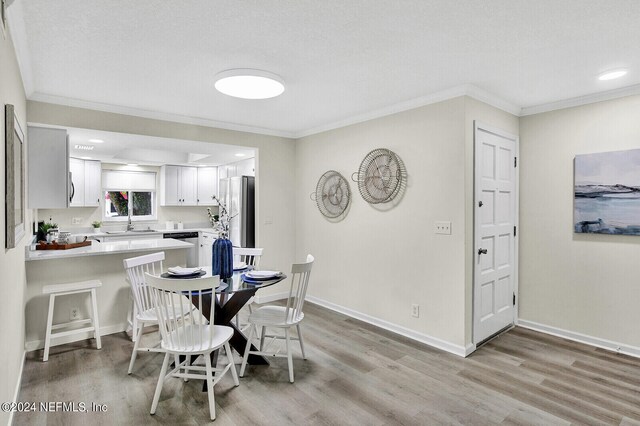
[51,318,93,330]
[50,326,97,339]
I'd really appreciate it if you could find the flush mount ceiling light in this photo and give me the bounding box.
[75,144,95,151]
[214,69,285,99]
[598,69,628,81]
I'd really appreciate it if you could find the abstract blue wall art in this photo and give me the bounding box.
[575,148,640,235]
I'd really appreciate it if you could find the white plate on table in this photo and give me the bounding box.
[245,270,282,280]
[233,261,247,271]
[167,266,204,276]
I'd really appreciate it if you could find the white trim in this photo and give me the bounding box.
[518,319,640,359]
[25,323,124,352]
[296,84,520,138]
[464,343,477,356]
[254,291,288,305]
[8,350,26,426]
[5,0,35,97]
[26,84,520,141]
[520,84,640,116]
[28,92,297,139]
[306,296,469,357]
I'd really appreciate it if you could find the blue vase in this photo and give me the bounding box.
[212,238,233,280]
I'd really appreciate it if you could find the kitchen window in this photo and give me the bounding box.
[102,170,157,222]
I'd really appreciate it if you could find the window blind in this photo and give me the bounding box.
[102,170,156,191]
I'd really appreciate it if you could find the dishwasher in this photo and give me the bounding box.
[163,231,199,267]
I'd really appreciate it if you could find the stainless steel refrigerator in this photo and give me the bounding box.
[219,176,255,248]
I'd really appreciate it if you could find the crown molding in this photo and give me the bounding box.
[28,92,297,139]
[6,0,35,97]
[295,84,520,138]
[520,84,640,116]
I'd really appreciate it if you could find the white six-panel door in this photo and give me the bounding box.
[473,122,518,344]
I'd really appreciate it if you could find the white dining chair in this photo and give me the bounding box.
[123,252,193,374]
[145,273,239,421]
[240,254,314,383]
[233,247,264,328]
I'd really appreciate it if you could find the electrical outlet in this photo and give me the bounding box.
[434,221,452,235]
[411,304,420,318]
[72,217,83,225]
[70,307,80,321]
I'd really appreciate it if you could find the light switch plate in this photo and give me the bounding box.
[435,221,452,235]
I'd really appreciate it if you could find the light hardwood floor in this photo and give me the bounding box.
[15,302,640,425]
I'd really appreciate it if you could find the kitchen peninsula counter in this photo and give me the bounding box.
[25,238,193,261]
[25,238,191,352]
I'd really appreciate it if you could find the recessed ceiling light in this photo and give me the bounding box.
[88,138,104,143]
[127,163,138,167]
[214,69,285,99]
[235,153,246,157]
[598,69,628,81]
[75,144,95,151]
[80,156,92,160]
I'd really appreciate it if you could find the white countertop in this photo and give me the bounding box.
[25,238,194,261]
[84,228,218,238]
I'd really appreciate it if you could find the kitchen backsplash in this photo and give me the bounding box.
[37,204,219,233]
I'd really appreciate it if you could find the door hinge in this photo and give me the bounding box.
[514,157,517,167]
[514,225,517,237]
[513,293,516,306]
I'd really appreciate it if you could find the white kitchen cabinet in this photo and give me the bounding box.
[69,158,101,207]
[28,126,70,209]
[235,158,255,177]
[198,232,215,267]
[69,157,85,207]
[160,165,198,206]
[84,160,102,207]
[197,167,218,205]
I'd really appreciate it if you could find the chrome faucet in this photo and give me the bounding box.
[127,209,134,231]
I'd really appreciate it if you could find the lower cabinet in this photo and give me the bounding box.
[198,232,216,267]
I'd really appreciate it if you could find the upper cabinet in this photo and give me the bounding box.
[160,165,198,206]
[28,126,70,209]
[161,165,218,206]
[197,167,218,206]
[219,158,255,179]
[69,158,101,207]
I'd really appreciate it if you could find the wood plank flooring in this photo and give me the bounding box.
[14,302,640,425]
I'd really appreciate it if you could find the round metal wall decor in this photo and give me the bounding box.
[311,170,351,218]
[351,148,406,204]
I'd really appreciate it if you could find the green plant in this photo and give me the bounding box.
[91,221,102,228]
[39,222,58,234]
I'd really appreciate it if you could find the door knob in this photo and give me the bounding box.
[478,248,488,255]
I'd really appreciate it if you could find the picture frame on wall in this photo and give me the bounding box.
[5,104,26,249]
[1,0,6,40]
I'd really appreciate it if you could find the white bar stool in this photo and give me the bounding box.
[42,279,103,362]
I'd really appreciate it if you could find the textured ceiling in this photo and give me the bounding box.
[8,0,640,137]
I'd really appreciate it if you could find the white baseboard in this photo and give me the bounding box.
[518,319,640,359]
[306,296,469,357]
[25,324,126,352]
[8,351,26,426]
[254,291,288,305]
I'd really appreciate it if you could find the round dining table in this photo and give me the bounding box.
[183,266,286,365]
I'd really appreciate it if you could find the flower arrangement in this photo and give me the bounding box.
[206,196,236,239]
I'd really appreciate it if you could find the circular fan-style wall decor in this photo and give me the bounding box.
[351,148,407,204]
[310,170,351,219]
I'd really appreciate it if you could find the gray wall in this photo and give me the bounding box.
[0,25,28,426]
[519,95,640,349]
